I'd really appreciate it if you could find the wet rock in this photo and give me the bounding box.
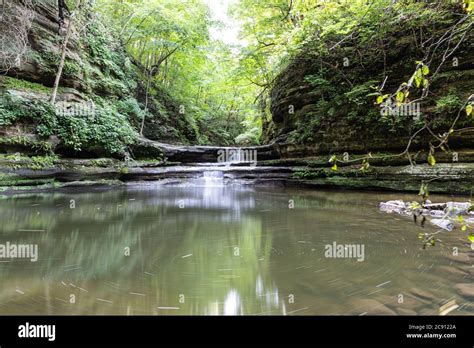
[379,200,406,214]
[454,283,474,299]
[436,265,469,278]
[132,138,280,163]
[429,210,446,218]
[378,199,471,229]
[460,265,474,276]
[430,218,453,231]
[409,288,436,302]
[445,252,472,264]
[446,202,471,215]
[375,294,423,311]
[131,138,166,160]
[398,296,425,310]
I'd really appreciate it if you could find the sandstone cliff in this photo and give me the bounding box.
[0,0,197,159]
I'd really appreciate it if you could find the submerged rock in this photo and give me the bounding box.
[436,266,469,278]
[454,283,474,299]
[430,219,453,231]
[409,288,437,302]
[445,252,472,264]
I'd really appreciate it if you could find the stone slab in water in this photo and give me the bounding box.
[454,283,474,299]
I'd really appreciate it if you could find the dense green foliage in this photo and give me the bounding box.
[0,91,137,155]
[95,0,261,145]
[0,0,472,158]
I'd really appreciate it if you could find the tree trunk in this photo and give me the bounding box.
[140,69,153,136]
[140,50,156,136]
[51,0,81,105]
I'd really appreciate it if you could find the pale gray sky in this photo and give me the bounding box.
[204,0,246,46]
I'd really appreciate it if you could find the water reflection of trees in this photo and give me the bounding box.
[0,187,283,315]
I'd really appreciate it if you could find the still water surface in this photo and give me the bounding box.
[0,181,472,315]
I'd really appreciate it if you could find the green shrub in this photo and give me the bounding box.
[435,93,463,114]
[90,101,138,154]
[0,92,138,157]
[0,93,56,128]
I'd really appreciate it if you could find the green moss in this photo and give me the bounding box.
[28,155,59,170]
[0,135,54,154]
[37,50,61,74]
[0,154,58,170]
[118,166,129,174]
[95,76,129,96]
[0,76,51,94]
[0,172,55,187]
[63,59,83,78]
[90,158,115,168]
[293,168,328,179]
[0,172,17,186]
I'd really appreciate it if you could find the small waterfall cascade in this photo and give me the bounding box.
[202,170,224,185]
[218,148,257,167]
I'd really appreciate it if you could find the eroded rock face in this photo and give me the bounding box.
[266,4,474,157]
[132,137,280,163]
[0,0,200,157]
[1,1,84,91]
[256,4,474,194]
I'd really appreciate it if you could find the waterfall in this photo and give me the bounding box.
[203,170,224,185]
[218,148,257,167]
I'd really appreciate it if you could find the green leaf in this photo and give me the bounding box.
[418,183,428,197]
[376,95,384,104]
[465,0,474,12]
[422,65,429,76]
[461,225,467,232]
[396,91,404,103]
[466,104,473,117]
[414,76,421,88]
[360,160,370,171]
[468,234,474,243]
[331,164,338,171]
[427,154,436,166]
